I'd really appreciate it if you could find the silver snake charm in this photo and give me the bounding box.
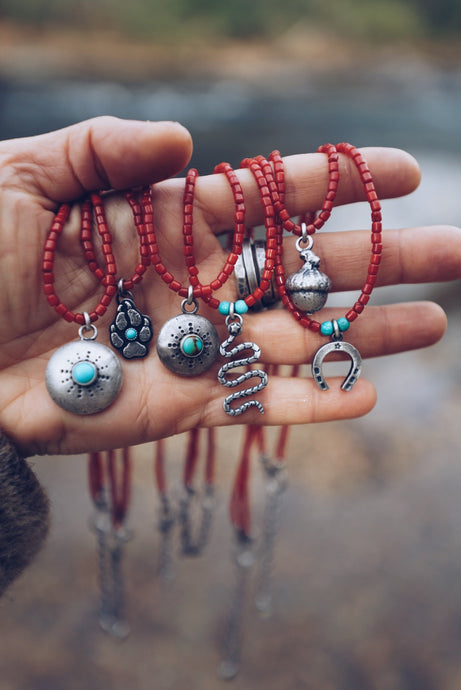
[217,317,268,416]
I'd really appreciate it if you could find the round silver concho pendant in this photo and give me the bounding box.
[156,312,219,377]
[46,339,123,415]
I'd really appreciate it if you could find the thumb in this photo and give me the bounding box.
[1,116,193,203]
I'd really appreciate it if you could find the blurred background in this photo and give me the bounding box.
[1,1,461,688]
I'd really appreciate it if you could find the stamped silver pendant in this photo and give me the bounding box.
[46,320,122,415]
[156,300,219,377]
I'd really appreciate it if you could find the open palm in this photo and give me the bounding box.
[0,116,458,456]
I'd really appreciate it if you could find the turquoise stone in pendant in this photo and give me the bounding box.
[180,334,203,357]
[125,327,137,341]
[72,360,98,386]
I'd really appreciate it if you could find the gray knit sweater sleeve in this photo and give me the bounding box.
[0,433,50,596]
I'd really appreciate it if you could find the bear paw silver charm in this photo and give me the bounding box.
[110,298,153,359]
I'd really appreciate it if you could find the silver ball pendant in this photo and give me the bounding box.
[46,340,122,415]
[156,313,219,377]
[285,247,331,313]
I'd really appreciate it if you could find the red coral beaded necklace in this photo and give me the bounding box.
[43,190,156,414]
[43,194,123,414]
[153,165,269,415]
[242,143,382,391]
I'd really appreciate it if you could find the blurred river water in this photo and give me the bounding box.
[2,63,461,689]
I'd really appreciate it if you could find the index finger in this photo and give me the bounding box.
[191,147,421,232]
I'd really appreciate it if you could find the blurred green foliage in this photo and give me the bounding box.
[0,0,459,41]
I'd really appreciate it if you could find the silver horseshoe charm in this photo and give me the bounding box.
[312,340,362,392]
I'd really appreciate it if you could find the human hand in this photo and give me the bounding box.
[0,116,458,456]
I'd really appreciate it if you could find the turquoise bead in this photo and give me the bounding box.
[234,300,249,315]
[218,301,230,316]
[181,334,203,357]
[320,318,350,336]
[125,327,137,340]
[72,361,97,386]
[320,321,334,336]
[337,317,350,332]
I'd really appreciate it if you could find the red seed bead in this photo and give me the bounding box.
[63,310,76,323]
[345,310,358,322]
[55,303,68,317]
[208,297,220,310]
[170,280,182,293]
